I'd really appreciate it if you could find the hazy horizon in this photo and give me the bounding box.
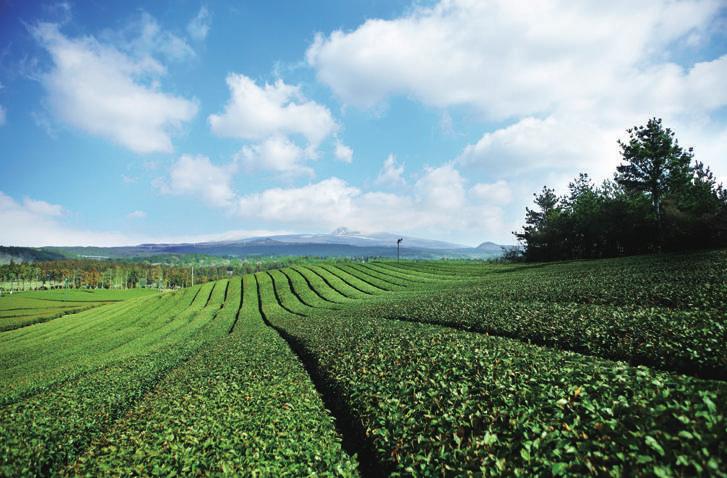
[0,226,509,249]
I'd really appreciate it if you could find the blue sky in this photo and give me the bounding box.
[1,0,726,247]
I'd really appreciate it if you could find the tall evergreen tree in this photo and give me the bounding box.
[516,187,562,261]
[615,118,693,239]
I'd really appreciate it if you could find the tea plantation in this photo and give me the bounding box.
[0,288,157,332]
[0,251,725,476]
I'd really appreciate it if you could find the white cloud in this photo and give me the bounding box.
[149,156,511,243]
[127,210,146,219]
[456,116,618,178]
[209,74,344,177]
[209,74,338,147]
[376,154,405,186]
[32,22,198,154]
[119,12,195,62]
[236,136,313,178]
[308,0,727,186]
[234,165,510,243]
[155,154,236,208]
[22,197,64,216]
[237,178,358,226]
[470,180,512,205]
[0,105,6,126]
[187,6,211,41]
[0,192,128,247]
[307,0,721,118]
[0,191,292,246]
[334,140,353,163]
[415,164,464,211]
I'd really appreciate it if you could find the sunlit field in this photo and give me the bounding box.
[1,253,724,476]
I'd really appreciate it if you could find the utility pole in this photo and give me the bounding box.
[397,238,403,262]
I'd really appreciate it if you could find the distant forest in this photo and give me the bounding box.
[515,118,727,261]
[0,258,299,291]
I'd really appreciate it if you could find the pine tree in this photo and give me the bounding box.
[615,118,693,242]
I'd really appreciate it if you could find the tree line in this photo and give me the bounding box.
[514,118,727,261]
[0,258,298,291]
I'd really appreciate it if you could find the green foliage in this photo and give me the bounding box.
[0,283,231,476]
[616,118,694,224]
[517,118,727,261]
[0,254,725,476]
[270,302,726,477]
[0,288,156,331]
[0,256,312,291]
[0,246,65,264]
[366,251,727,379]
[67,276,357,477]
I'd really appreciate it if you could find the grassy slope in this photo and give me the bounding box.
[0,288,158,331]
[0,252,725,476]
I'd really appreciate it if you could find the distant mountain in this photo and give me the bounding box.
[234,228,469,250]
[0,246,66,264]
[475,241,506,253]
[23,229,513,260]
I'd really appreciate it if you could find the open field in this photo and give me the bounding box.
[0,288,158,332]
[0,251,725,476]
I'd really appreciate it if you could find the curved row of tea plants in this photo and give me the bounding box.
[407,250,726,310]
[367,252,727,379]
[268,304,727,476]
[0,284,211,404]
[66,275,358,477]
[369,294,726,380]
[2,252,724,476]
[0,288,156,331]
[0,282,233,476]
[251,257,727,476]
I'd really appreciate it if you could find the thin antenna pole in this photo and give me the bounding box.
[397,238,403,262]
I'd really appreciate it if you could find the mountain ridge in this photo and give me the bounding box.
[4,229,514,260]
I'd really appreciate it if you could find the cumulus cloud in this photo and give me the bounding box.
[376,154,405,186]
[187,6,211,41]
[0,191,291,247]
[415,164,464,211]
[0,105,6,126]
[470,180,512,205]
[22,196,65,216]
[155,154,237,208]
[334,140,353,163]
[456,116,618,177]
[209,74,341,177]
[308,0,727,183]
[209,74,337,147]
[236,136,312,178]
[307,0,721,117]
[234,165,509,243]
[32,22,198,154]
[0,192,128,247]
[237,178,359,226]
[150,154,511,243]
